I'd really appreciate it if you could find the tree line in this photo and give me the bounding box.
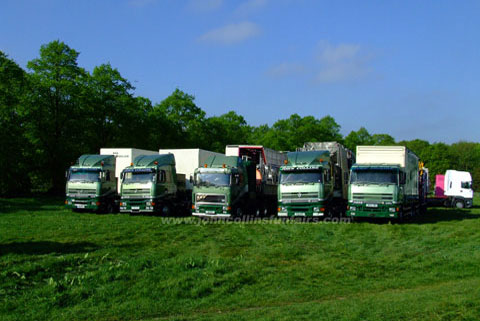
[1,41,478,196]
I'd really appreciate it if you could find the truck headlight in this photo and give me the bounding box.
[350,206,356,211]
[146,201,151,206]
[313,207,319,212]
[389,207,396,212]
[91,201,96,205]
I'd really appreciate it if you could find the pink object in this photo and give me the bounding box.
[435,175,446,197]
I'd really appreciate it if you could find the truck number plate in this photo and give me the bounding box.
[294,212,306,216]
[76,204,85,209]
[206,211,215,214]
[131,206,140,210]
[366,203,378,208]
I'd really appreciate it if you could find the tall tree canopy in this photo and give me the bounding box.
[0,52,30,195]
[205,111,252,152]
[256,114,342,151]
[25,40,88,192]
[153,89,207,148]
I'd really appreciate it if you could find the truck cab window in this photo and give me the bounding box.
[351,168,399,184]
[461,181,472,189]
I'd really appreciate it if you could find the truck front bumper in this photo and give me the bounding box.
[192,212,231,218]
[347,203,400,218]
[192,204,231,218]
[277,202,325,217]
[120,198,157,213]
[65,197,100,211]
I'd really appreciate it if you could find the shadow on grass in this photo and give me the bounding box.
[0,241,98,256]
[409,208,480,224]
[0,196,64,214]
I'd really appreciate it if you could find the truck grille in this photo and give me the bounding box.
[196,194,226,203]
[352,193,393,202]
[123,188,150,195]
[68,189,96,196]
[282,192,318,199]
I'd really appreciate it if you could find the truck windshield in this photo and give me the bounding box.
[69,169,100,182]
[196,173,230,187]
[280,171,323,184]
[461,181,472,189]
[123,171,155,183]
[350,169,398,184]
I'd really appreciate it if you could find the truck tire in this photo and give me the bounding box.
[454,200,465,209]
[162,203,172,216]
[234,206,243,217]
[397,211,404,223]
[106,202,114,214]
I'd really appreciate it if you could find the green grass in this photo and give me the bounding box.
[1,197,480,320]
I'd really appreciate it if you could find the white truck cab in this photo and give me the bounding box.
[444,170,473,208]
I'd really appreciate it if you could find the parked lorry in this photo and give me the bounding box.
[65,155,117,212]
[428,170,473,208]
[192,145,286,218]
[119,149,221,214]
[277,142,354,217]
[192,155,248,217]
[65,148,156,212]
[346,146,425,219]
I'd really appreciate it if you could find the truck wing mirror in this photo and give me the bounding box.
[190,175,193,183]
[120,172,124,180]
[65,170,68,178]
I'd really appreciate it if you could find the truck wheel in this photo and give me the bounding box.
[397,212,404,223]
[106,202,114,214]
[256,204,266,217]
[454,200,465,209]
[232,206,243,217]
[234,206,243,217]
[162,203,172,216]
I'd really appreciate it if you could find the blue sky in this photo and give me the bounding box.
[1,0,479,143]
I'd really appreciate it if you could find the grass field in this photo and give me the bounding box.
[1,196,480,321]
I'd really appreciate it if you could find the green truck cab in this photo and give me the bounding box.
[278,142,353,217]
[119,154,188,214]
[192,155,248,218]
[277,151,333,217]
[346,146,423,220]
[65,154,116,212]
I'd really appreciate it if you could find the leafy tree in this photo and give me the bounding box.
[258,114,342,151]
[25,40,88,193]
[249,124,271,146]
[371,134,395,146]
[205,111,252,152]
[317,115,343,142]
[0,52,31,195]
[425,143,455,189]
[85,63,151,150]
[154,89,207,148]
[344,127,372,152]
[450,142,480,190]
